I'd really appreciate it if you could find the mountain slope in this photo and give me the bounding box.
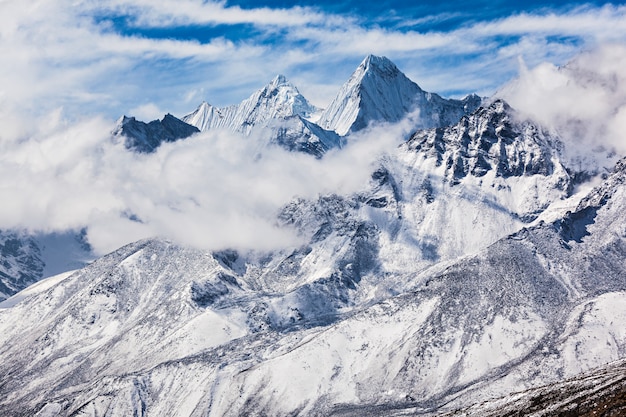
[368,98,572,276]
[443,357,626,416]
[262,115,344,158]
[0,154,623,416]
[317,55,481,135]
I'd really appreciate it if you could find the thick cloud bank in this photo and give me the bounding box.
[497,44,626,171]
[0,113,407,255]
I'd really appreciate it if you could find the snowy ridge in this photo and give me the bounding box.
[263,115,344,158]
[317,55,481,135]
[182,74,319,134]
[404,99,568,205]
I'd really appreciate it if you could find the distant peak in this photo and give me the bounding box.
[268,74,292,89]
[360,55,398,73]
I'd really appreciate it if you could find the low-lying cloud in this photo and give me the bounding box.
[496,43,626,171]
[0,111,407,255]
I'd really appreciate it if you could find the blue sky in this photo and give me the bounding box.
[2,1,626,122]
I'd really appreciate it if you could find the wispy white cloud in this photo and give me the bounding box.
[466,4,626,39]
[0,0,265,119]
[95,0,348,28]
[3,0,626,118]
[497,43,626,171]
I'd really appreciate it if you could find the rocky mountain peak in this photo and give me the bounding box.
[358,54,402,78]
[318,55,479,135]
[114,113,199,153]
[268,74,289,88]
[405,99,568,187]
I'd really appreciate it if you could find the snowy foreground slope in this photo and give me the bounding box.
[1,91,625,416]
[442,357,626,416]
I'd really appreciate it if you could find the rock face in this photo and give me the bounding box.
[0,233,43,301]
[114,114,200,153]
[406,100,564,183]
[317,55,481,135]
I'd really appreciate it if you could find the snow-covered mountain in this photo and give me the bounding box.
[181,75,344,158]
[0,151,623,416]
[114,114,200,153]
[115,56,480,157]
[317,55,481,135]
[3,97,623,416]
[2,53,625,417]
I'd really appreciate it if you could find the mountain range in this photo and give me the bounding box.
[0,54,625,416]
[116,55,480,157]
